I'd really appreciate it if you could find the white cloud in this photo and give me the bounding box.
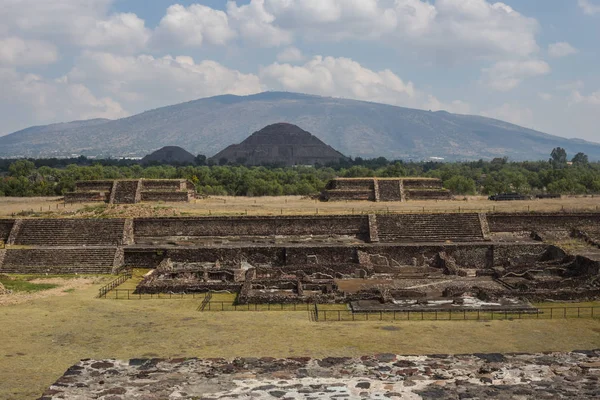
[1,0,149,54]
[548,42,578,58]
[226,0,293,47]
[569,90,600,105]
[482,60,550,91]
[67,52,263,110]
[80,13,150,53]
[252,0,540,62]
[579,0,600,15]
[0,67,127,132]
[481,103,534,127]
[0,37,58,66]
[153,4,236,48]
[260,56,416,106]
[276,47,305,63]
[263,0,397,41]
[538,92,553,101]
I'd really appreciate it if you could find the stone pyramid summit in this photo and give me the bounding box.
[210,123,347,166]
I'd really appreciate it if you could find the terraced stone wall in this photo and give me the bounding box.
[140,192,191,202]
[13,219,126,246]
[74,181,114,192]
[376,213,485,242]
[140,180,183,191]
[133,216,370,239]
[487,213,600,232]
[0,219,14,242]
[0,248,117,274]
[404,189,452,200]
[326,179,374,190]
[403,179,443,189]
[64,192,108,203]
[124,247,287,268]
[124,242,549,271]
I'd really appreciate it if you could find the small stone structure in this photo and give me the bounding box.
[41,351,600,399]
[64,179,195,204]
[320,177,451,202]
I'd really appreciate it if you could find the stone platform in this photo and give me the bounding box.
[41,351,600,399]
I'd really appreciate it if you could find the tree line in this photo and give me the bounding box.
[0,148,598,197]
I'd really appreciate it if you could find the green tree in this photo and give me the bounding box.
[549,147,567,168]
[8,160,35,177]
[572,152,589,165]
[444,176,476,195]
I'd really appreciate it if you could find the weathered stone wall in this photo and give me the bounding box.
[487,213,600,232]
[285,246,358,265]
[322,178,446,202]
[124,242,549,271]
[140,180,183,191]
[0,248,117,274]
[124,247,287,268]
[405,189,452,200]
[378,180,402,201]
[133,216,370,238]
[74,181,114,192]
[13,219,126,246]
[323,190,374,201]
[0,219,14,242]
[376,213,484,242]
[140,192,191,202]
[327,179,374,190]
[64,192,108,203]
[402,178,443,189]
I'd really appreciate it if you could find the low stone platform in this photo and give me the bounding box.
[41,351,600,399]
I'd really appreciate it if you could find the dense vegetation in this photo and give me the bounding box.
[0,148,598,197]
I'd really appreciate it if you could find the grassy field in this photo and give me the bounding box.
[1,278,600,399]
[1,195,600,218]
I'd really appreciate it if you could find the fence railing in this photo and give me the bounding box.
[99,289,212,300]
[197,292,213,311]
[97,271,132,298]
[312,306,600,322]
[200,302,316,312]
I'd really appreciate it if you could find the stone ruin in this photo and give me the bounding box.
[1,212,600,310]
[41,351,600,399]
[64,179,196,204]
[320,177,452,202]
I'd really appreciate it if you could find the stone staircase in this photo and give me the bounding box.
[111,180,141,204]
[13,219,126,246]
[376,213,485,242]
[0,247,117,274]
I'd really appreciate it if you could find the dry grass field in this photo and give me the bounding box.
[1,195,600,218]
[0,278,599,399]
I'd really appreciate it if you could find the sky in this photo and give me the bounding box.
[0,0,599,143]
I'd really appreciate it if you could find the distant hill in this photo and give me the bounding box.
[141,146,196,165]
[1,91,600,161]
[211,123,347,166]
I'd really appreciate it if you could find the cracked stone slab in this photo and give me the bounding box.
[40,351,600,399]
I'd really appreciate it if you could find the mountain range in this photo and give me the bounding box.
[1,91,598,161]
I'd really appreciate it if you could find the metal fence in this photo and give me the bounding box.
[312,306,600,322]
[97,271,132,298]
[99,289,211,300]
[200,301,316,312]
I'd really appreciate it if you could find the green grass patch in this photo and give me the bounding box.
[1,279,58,293]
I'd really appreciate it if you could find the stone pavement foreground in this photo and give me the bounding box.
[40,351,600,399]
